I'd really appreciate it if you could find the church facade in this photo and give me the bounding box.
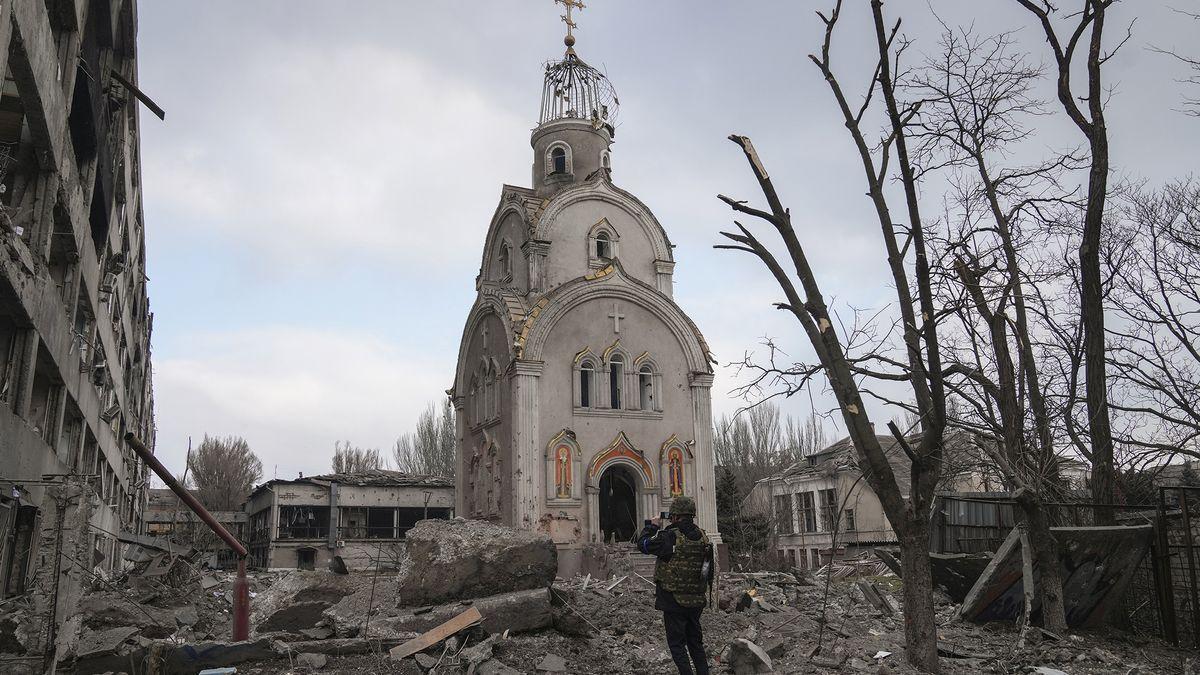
[451,32,720,563]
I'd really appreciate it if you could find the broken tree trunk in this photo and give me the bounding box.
[1017,524,1036,649]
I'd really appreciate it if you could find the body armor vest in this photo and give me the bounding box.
[654,527,711,608]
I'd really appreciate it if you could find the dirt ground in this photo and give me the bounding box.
[223,570,1195,674]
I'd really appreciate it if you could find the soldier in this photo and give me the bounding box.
[637,495,715,675]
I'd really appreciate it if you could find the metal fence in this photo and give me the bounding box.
[930,491,1200,646]
[1156,486,1200,650]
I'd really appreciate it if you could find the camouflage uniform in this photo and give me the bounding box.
[638,496,713,675]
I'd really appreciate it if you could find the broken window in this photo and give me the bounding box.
[1,504,38,598]
[0,318,19,408]
[818,488,837,532]
[277,505,329,540]
[773,494,793,534]
[638,364,656,411]
[595,231,611,259]
[844,509,856,532]
[578,359,594,408]
[796,492,816,533]
[608,353,623,409]
[550,146,567,174]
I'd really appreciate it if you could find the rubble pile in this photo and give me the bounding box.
[11,519,1192,674]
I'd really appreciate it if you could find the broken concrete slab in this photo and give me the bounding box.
[373,588,554,638]
[389,605,482,660]
[296,651,328,669]
[728,638,773,674]
[960,524,1153,628]
[395,518,557,605]
[71,636,278,674]
[74,626,139,660]
[537,652,568,672]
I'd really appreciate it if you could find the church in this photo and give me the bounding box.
[451,5,720,570]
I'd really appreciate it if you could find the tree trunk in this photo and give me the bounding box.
[899,521,940,672]
[1024,503,1068,633]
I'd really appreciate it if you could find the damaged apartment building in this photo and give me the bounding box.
[245,470,454,571]
[0,0,156,643]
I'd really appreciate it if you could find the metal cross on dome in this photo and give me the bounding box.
[556,0,586,45]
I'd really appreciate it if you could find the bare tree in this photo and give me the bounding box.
[908,25,1077,633]
[715,3,948,668]
[1150,8,1200,117]
[331,442,385,473]
[186,435,262,511]
[1013,0,1126,521]
[1107,181,1200,463]
[394,400,456,477]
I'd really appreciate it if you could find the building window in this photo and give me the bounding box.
[819,488,837,532]
[498,242,512,281]
[596,231,611,259]
[579,359,595,408]
[547,143,572,176]
[638,365,654,410]
[796,492,816,533]
[601,150,611,169]
[773,494,793,534]
[844,508,856,532]
[587,220,619,268]
[608,353,624,409]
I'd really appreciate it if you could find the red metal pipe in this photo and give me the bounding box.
[124,433,251,640]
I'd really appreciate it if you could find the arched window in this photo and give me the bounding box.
[609,353,624,409]
[639,364,654,410]
[498,242,512,280]
[469,375,480,425]
[596,231,611,259]
[579,359,595,408]
[601,151,611,170]
[551,147,567,174]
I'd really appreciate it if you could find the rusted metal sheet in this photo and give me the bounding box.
[960,524,1153,628]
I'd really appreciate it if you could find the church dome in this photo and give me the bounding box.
[539,49,619,134]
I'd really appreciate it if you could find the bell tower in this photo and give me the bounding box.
[532,0,619,197]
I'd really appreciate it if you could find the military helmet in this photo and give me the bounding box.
[669,496,697,516]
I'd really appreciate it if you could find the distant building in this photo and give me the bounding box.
[142,488,247,568]
[747,432,997,569]
[244,470,454,570]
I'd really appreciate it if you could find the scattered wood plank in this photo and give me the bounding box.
[605,575,628,591]
[388,606,482,661]
[580,573,591,591]
[855,580,895,615]
[633,571,655,587]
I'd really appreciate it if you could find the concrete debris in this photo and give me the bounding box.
[395,518,557,605]
[389,605,482,660]
[727,637,773,674]
[295,651,328,669]
[960,524,1154,627]
[536,652,568,672]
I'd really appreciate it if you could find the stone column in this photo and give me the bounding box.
[688,372,721,542]
[13,329,39,420]
[585,485,600,543]
[452,395,466,517]
[511,359,544,530]
[654,260,675,298]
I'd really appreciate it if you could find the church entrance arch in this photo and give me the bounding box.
[598,465,639,543]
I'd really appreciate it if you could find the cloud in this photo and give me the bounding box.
[153,326,448,479]
[141,42,529,271]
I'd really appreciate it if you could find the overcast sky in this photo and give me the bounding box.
[135,1,1198,481]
